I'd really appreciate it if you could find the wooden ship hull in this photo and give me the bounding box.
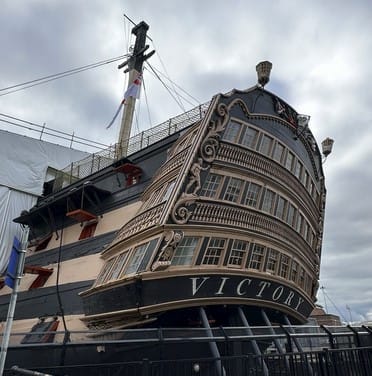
[0,59,331,373]
[80,87,324,330]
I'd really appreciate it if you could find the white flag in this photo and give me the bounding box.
[123,71,142,102]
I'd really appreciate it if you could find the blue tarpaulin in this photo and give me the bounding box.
[4,237,21,289]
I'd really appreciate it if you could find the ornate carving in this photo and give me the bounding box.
[113,203,165,244]
[151,230,184,271]
[185,158,209,195]
[200,103,229,163]
[171,102,229,224]
[315,186,326,256]
[171,193,197,224]
[274,98,298,127]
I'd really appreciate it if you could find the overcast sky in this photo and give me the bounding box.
[1,0,371,323]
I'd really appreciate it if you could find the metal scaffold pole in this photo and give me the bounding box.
[0,227,29,375]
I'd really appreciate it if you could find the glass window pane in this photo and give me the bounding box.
[223,121,241,142]
[244,182,261,207]
[285,152,294,171]
[241,126,259,148]
[248,244,265,270]
[171,237,199,266]
[259,135,273,156]
[265,248,279,274]
[309,180,314,196]
[290,260,299,282]
[286,203,296,227]
[224,177,244,202]
[299,267,306,288]
[95,258,116,286]
[296,213,304,233]
[273,143,285,163]
[295,160,303,179]
[305,273,312,295]
[227,240,249,267]
[303,220,309,239]
[279,254,290,279]
[162,181,175,202]
[261,189,276,213]
[125,243,148,274]
[110,252,130,280]
[200,173,222,198]
[202,238,226,265]
[275,196,286,220]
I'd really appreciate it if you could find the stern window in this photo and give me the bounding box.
[171,237,199,266]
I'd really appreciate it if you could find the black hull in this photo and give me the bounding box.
[83,273,313,326]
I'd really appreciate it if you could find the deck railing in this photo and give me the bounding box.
[51,102,210,192]
[7,347,372,376]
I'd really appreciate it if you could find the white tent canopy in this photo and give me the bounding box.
[0,130,89,273]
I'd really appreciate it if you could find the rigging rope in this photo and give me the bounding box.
[149,64,201,105]
[151,39,186,110]
[320,286,349,323]
[0,54,129,96]
[142,75,153,129]
[145,63,187,112]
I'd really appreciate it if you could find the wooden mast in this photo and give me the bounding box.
[117,21,154,159]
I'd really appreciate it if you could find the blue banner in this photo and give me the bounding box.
[4,237,21,289]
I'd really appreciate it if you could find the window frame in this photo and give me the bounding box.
[261,188,276,214]
[223,177,244,203]
[200,173,223,198]
[241,125,259,149]
[248,244,266,271]
[290,260,299,283]
[285,151,294,171]
[227,239,249,268]
[286,203,297,227]
[108,251,130,281]
[265,248,279,274]
[125,243,150,275]
[95,257,116,286]
[279,254,290,279]
[171,236,200,266]
[79,219,98,240]
[258,134,274,156]
[275,195,287,220]
[223,120,242,143]
[244,181,262,208]
[201,237,227,266]
[272,142,285,163]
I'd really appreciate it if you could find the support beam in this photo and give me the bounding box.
[199,307,226,376]
[261,309,290,372]
[238,307,269,376]
[283,315,314,376]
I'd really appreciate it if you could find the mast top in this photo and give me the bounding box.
[116,21,155,159]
